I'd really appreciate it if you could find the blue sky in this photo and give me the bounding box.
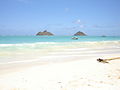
[0,0,120,36]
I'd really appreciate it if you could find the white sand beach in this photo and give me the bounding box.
[0,46,120,90]
[0,0,120,88]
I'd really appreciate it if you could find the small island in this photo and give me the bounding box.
[36,30,54,36]
[74,31,86,36]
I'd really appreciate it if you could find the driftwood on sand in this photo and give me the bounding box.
[97,57,120,63]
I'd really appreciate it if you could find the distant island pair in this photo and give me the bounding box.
[36,30,86,36]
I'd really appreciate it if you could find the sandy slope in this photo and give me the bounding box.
[0,58,120,90]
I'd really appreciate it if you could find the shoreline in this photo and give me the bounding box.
[0,46,120,75]
[0,40,120,90]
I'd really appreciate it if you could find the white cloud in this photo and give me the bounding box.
[92,25,112,28]
[74,19,81,24]
[73,19,86,28]
[92,24,120,29]
[65,8,70,12]
[92,25,103,28]
[80,25,85,28]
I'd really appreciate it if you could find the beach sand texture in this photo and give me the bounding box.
[0,47,120,90]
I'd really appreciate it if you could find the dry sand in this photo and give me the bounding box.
[0,57,120,90]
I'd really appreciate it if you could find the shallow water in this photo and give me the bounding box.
[0,36,120,44]
[0,36,120,64]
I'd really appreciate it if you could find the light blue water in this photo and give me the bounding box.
[0,36,120,64]
[0,36,120,44]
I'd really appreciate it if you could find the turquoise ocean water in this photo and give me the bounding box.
[0,36,120,44]
[0,36,120,64]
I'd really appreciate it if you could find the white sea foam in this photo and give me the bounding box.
[0,40,120,47]
[0,40,120,64]
[0,42,56,47]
